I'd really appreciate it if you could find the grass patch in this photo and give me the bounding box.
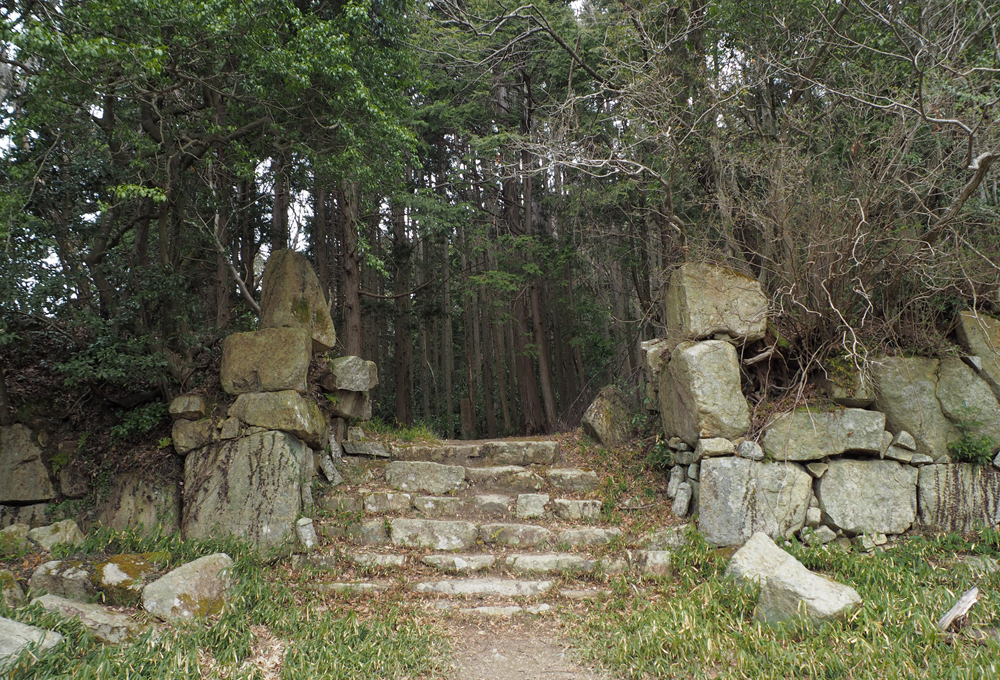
[2,528,448,679]
[569,531,1000,679]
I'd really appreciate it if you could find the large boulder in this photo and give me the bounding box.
[956,310,1000,402]
[816,459,917,535]
[761,408,885,461]
[664,263,768,343]
[182,431,306,550]
[918,464,1000,532]
[698,457,812,546]
[659,341,750,446]
[227,390,327,449]
[935,358,1000,445]
[0,617,63,672]
[259,249,336,352]
[95,470,182,535]
[727,532,861,625]
[582,385,633,447]
[0,424,54,503]
[142,553,233,621]
[319,356,379,392]
[873,357,958,461]
[220,327,312,395]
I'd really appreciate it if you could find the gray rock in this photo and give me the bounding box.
[481,523,552,547]
[59,463,89,499]
[688,463,700,481]
[346,553,407,569]
[363,492,412,514]
[171,418,216,455]
[0,524,29,556]
[142,553,233,621]
[956,310,1000,402]
[546,468,599,492]
[506,553,595,575]
[182,431,306,551]
[228,391,328,449]
[672,482,692,517]
[880,431,894,457]
[636,550,672,577]
[295,518,318,551]
[390,519,478,550]
[93,553,162,606]
[667,465,685,498]
[0,425,54,503]
[413,496,464,517]
[762,408,886,461]
[736,440,765,461]
[936,358,1000,445]
[892,430,917,451]
[810,526,837,544]
[313,582,387,595]
[664,262,768,343]
[0,570,24,608]
[220,327,311,395]
[582,386,634,447]
[386,461,465,494]
[873,357,958,460]
[28,520,85,552]
[342,441,390,458]
[219,417,242,440]
[320,356,379,393]
[918,464,1000,531]
[516,494,549,519]
[659,341,750,446]
[806,507,822,528]
[96,470,181,536]
[470,494,510,516]
[816,459,917,535]
[910,454,934,465]
[698,457,812,546]
[169,395,207,421]
[421,554,496,573]
[318,452,342,484]
[347,426,365,441]
[467,466,544,493]
[392,441,558,466]
[815,363,876,408]
[413,578,552,597]
[727,533,861,625]
[326,390,372,420]
[0,616,63,672]
[259,249,337,352]
[30,560,98,602]
[884,446,914,463]
[552,499,602,521]
[805,463,828,478]
[644,525,690,550]
[33,594,141,644]
[558,527,621,547]
[317,493,362,514]
[696,438,736,459]
[347,520,390,546]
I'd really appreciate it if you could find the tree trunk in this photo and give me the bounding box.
[392,199,414,426]
[340,182,362,356]
[0,360,13,426]
[271,153,289,252]
[442,244,454,437]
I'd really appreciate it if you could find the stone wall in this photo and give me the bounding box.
[649,262,1000,547]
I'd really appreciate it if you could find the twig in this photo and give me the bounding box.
[937,586,978,632]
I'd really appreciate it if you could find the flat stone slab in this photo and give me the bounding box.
[480,523,552,547]
[392,440,558,465]
[553,499,602,521]
[762,408,886,461]
[390,519,478,551]
[558,527,622,547]
[220,327,311,395]
[636,550,672,576]
[413,578,553,597]
[0,616,63,672]
[385,461,466,495]
[470,495,511,515]
[515,494,549,518]
[465,466,544,493]
[33,594,141,644]
[363,492,411,514]
[816,459,917,535]
[422,554,497,573]
[413,496,464,517]
[505,553,595,575]
[313,582,388,594]
[346,553,407,569]
[546,468,599,492]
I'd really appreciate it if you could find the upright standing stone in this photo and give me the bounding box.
[183,431,305,550]
[956,310,1000,403]
[659,341,750,446]
[664,262,768,343]
[0,425,54,503]
[259,249,337,352]
[582,385,634,447]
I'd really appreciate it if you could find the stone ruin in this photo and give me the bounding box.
[644,261,1000,548]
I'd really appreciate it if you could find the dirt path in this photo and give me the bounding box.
[444,619,612,680]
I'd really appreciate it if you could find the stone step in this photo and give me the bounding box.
[391,440,559,466]
[324,491,606,523]
[427,602,553,617]
[378,461,600,496]
[413,578,553,597]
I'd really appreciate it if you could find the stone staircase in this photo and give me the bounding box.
[302,437,679,617]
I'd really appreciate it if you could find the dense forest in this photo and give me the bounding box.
[1,0,998,440]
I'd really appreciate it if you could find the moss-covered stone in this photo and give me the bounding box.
[93,552,167,606]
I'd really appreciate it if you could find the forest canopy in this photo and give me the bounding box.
[1,0,998,438]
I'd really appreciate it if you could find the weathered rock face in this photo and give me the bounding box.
[386,461,466,494]
[956,310,1000,402]
[727,533,861,625]
[816,459,917,535]
[320,356,379,392]
[0,424,54,503]
[228,390,327,449]
[183,431,306,550]
[28,520,85,552]
[169,395,206,421]
[33,594,141,644]
[94,553,164,606]
[664,263,768,343]
[259,249,337,352]
[582,385,633,447]
[171,418,216,455]
[873,357,958,461]
[326,389,372,420]
[659,341,750,446]
[936,358,1000,445]
[95,471,181,536]
[0,503,48,529]
[640,339,674,410]
[918,464,1000,532]
[30,560,98,602]
[698,457,812,546]
[142,553,233,621]
[220,327,312,395]
[0,616,63,672]
[761,408,885,461]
